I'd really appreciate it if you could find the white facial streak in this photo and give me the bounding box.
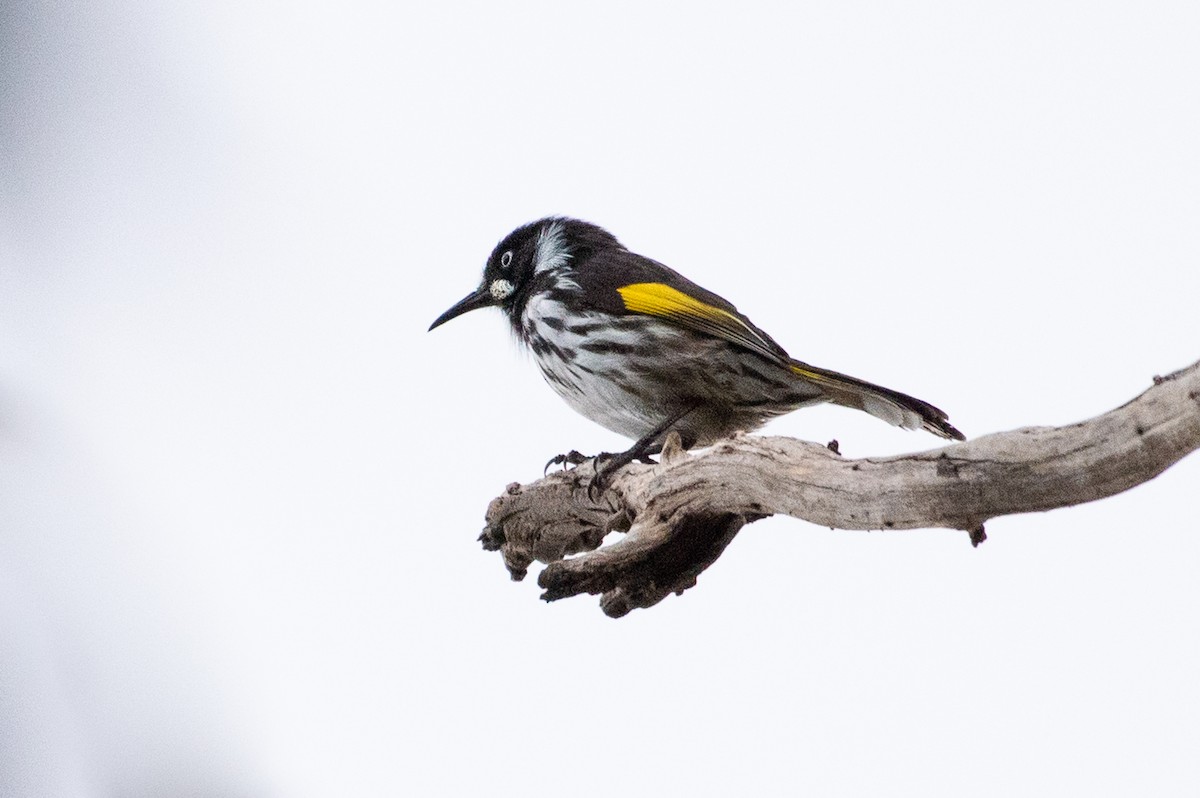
[533,220,571,274]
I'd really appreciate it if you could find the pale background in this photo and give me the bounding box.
[2,2,1197,795]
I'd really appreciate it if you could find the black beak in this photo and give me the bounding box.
[428,287,494,331]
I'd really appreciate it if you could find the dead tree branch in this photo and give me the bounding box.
[479,359,1200,617]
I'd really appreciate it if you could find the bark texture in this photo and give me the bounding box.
[479,360,1200,617]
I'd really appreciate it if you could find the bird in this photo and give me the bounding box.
[429,217,964,482]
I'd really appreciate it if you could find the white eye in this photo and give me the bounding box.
[500,250,513,269]
[490,279,515,300]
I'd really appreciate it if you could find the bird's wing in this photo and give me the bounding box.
[572,248,792,365]
[613,281,790,365]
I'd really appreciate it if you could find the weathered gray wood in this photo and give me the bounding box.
[480,360,1200,617]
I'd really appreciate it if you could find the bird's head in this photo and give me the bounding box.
[428,217,619,331]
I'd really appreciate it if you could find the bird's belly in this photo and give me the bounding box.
[535,350,667,440]
[522,303,688,439]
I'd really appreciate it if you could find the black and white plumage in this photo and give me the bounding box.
[430,217,964,450]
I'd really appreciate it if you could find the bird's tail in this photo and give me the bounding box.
[789,360,965,441]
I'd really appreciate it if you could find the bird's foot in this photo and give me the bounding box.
[544,450,589,475]
[584,405,699,500]
[544,447,657,480]
[587,448,658,500]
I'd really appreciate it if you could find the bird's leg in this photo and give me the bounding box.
[589,405,698,498]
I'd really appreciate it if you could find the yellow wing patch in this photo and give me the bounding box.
[789,363,832,383]
[616,282,783,363]
[617,282,739,325]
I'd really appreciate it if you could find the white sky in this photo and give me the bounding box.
[2,1,1198,795]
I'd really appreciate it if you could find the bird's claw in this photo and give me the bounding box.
[586,458,617,502]
[542,450,616,500]
[544,449,588,475]
[587,450,640,501]
[545,444,659,500]
[583,437,665,500]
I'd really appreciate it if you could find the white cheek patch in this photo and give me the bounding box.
[490,279,515,300]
